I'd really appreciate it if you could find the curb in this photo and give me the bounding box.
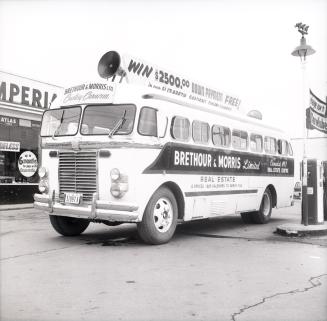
[0,203,34,211]
[276,223,327,237]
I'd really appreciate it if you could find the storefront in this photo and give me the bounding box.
[0,71,63,204]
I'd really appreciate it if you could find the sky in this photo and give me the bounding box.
[0,0,326,138]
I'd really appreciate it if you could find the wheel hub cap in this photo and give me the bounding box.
[153,198,173,233]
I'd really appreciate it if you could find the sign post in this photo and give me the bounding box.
[291,22,315,227]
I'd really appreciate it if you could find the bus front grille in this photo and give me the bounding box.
[59,151,97,203]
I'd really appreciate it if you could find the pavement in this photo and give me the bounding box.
[1,200,327,321]
[0,203,33,211]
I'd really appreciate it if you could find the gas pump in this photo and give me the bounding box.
[302,159,324,224]
[323,161,327,221]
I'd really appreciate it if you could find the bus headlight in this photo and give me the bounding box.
[110,168,120,181]
[39,179,49,193]
[110,168,128,198]
[38,167,47,178]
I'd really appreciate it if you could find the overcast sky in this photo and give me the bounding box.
[0,0,326,138]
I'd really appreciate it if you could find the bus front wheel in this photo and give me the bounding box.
[137,187,178,245]
[251,188,273,224]
[49,215,90,236]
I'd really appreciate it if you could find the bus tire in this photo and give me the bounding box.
[49,215,90,236]
[137,187,178,245]
[251,188,272,224]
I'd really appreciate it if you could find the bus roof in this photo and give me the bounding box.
[55,81,284,136]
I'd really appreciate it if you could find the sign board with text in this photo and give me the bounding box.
[0,71,63,110]
[306,89,327,134]
[120,54,242,112]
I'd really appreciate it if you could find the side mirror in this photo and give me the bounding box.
[157,111,168,138]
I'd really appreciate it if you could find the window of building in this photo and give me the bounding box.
[0,117,41,184]
[138,107,157,137]
[264,136,277,154]
[232,129,248,150]
[192,120,209,144]
[250,133,263,153]
[171,116,190,141]
[212,125,230,147]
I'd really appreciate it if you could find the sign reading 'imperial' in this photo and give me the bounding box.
[0,72,63,109]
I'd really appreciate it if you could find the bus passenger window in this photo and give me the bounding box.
[264,137,276,154]
[212,125,230,147]
[277,139,288,155]
[232,130,248,150]
[171,116,190,141]
[138,107,157,137]
[192,120,209,144]
[288,142,293,156]
[250,133,263,153]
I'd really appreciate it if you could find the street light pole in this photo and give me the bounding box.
[291,22,315,226]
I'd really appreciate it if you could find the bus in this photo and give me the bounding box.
[34,51,294,244]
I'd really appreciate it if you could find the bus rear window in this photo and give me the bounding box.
[250,133,263,153]
[212,125,230,147]
[288,142,293,156]
[171,116,190,141]
[192,120,209,144]
[264,136,277,154]
[232,129,248,150]
[278,139,288,156]
[81,104,136,135]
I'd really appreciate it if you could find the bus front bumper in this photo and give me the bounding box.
[34,193,140,222]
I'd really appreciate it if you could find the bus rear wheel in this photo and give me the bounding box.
[251,188,273,224]
[49,215,90,236]
[137,187,178,245]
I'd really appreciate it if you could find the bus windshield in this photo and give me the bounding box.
[81,104,136,136]
[40,106,81,137]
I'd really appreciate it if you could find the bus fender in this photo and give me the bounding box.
[266,184,277,208]
[141,181,185,221]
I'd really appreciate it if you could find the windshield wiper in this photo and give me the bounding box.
[108,110,127,138]
[52,110,65,140]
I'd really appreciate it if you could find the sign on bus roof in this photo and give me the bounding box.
[59,82,116,106]
[98,51,242,112]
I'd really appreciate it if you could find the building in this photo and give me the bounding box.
[0,71,63,204]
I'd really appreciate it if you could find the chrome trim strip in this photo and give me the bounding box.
[96,200,139,212]
[42,141,162,150]
[33,193,140,222]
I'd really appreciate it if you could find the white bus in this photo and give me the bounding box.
[34,51,294,244]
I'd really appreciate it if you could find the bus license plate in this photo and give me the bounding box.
[65,193,81,204]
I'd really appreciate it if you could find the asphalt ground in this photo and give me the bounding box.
[1,201,326,321]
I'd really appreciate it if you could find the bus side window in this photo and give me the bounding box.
[288,142,293,156]
[264,136,276,154]
[171,116,190,141]
[277,139,288,155]
[250,133,263,153]
[232,129,248,150]
[157,110,168,138]
[212,125,230,147]
[138,107,157,137]
[192,120,209,144]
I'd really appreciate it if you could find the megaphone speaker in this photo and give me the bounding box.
[98,51,123,79]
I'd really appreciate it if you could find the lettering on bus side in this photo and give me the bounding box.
[143,142,294,176]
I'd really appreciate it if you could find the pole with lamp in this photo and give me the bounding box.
[291,22,315,226]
